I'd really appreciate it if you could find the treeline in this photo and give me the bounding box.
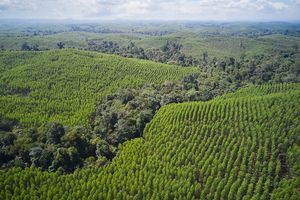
[135,30,172,36]
[20,42,40,51]
[87,40,300,82]
[20,42,65,51]
[70,25,123,34]
[87,40,197,66]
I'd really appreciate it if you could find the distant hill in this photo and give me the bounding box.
[0,49,197,126]
[1,22,300,60]
[2,83,299,199]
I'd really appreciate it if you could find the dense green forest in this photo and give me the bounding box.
[1,83,299,199]
[0,21,300,199]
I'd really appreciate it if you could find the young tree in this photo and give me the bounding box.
[57,42,65,49]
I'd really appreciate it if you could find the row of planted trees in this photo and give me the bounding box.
[1,83,299,199]
[0,49,196,126]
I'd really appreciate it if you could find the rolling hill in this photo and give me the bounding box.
[0,49,197,126]
[1,83,299,199]
[1,22,300,60]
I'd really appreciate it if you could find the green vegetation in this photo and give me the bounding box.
[0,49,197,126]
[1,83,299,199]
[0,21,300,199]
[1,22,300,60]
[1,57,296,172]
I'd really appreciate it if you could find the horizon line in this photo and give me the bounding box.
[1,18,300,24]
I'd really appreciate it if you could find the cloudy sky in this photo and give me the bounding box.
[0,0,299,21]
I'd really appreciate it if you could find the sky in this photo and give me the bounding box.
[0,0,300,21]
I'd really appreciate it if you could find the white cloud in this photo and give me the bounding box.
[0,0,38,10]
[0,0,299,20]
[268,1,288,10]
[294,0,300,5]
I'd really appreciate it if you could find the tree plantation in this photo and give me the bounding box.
[0,49,197,126]
[0,21,300,200]
[1,83,299,199]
